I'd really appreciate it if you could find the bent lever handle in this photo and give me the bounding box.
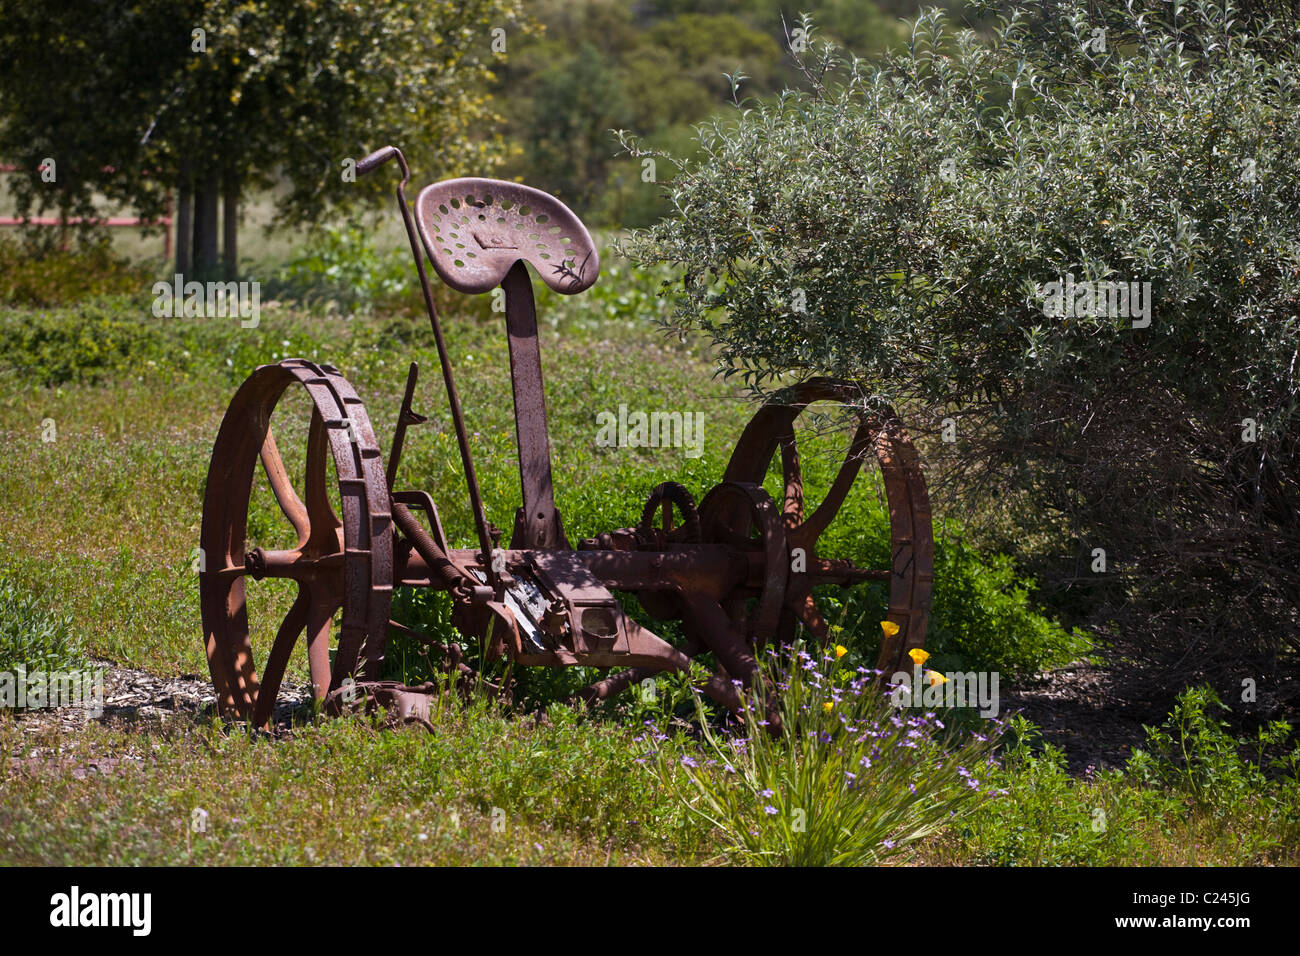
[356,146,399,176]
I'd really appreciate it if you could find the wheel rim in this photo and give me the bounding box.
[199,359,393,725]
[721,378,934,675]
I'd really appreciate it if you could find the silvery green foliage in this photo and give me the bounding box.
[621,2,1300,653]
[0,571,85,678]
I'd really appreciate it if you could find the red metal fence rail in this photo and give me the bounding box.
[0,163,171,258]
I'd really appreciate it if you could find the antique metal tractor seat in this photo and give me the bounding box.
[414,177,599,295]
[198,146,935,727]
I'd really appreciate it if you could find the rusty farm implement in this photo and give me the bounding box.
[199,146,934,725]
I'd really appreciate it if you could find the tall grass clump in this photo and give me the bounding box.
[642,638,1004,865]
[0,569,87,687]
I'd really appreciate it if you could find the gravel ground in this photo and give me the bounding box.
[4,660,312,738]
[2,659,1211,775]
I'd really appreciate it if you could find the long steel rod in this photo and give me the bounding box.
[361,146,496,581]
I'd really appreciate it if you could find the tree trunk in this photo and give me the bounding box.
[222,169,239,281]
[192,170,219,278]
[174,163,192,277]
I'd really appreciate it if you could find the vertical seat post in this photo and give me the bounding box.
[406,174,600,554]
[502,260,567,549]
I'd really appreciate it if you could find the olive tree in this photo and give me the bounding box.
[620,2,1300,670]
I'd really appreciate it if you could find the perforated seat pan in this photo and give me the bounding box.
[414,178,599,295]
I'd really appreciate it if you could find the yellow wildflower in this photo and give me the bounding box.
[908,647,930,667]
[880,621,900,638]
[834,645,848,659]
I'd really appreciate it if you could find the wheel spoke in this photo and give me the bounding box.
[789,421,873,550]
[792,589,830,645]
[780,431,804,525]
[775,603,800,647]
[305,592,341,701]
[252,584,310,727]
[303,407,343,553]
[260,426,310,544]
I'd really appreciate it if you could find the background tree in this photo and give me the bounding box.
[491,0,913,226]
[0,0,936,248]
[516,42,635,213]
[0,0,529,277]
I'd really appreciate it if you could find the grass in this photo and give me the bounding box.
[1,226,1295,867]
[0,704,705,866]
[918,703,1300,867]
[0,568,86,680]
[4,678,1296,866]
[0,292,1084,685]
[643,642,1005,866]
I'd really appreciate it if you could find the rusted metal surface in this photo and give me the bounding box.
[414,178,598,295]
[720,378,934,676]
[199,358,393,725]
[323,681,438,732]
[199,145,935,728]
[502,260,567,550]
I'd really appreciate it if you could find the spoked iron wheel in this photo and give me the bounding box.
[632,482,702,622]
[199,359,393,726]
[637,481,702,545]
[720,378,934,676]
